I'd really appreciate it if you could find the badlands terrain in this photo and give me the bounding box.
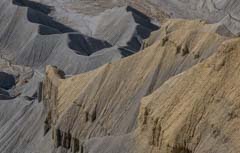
[0,0,240,153]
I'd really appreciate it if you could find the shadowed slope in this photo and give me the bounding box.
[0,0,117,74]
[0,72,15,90]
[0,0,159,74]
[13,0,53,14]
[128,0,240,36]
[93,6,159,55]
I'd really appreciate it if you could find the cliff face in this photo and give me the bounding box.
[137,38,240,153]
[41,19,238,153]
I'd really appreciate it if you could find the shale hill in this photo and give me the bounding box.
[129,0,240,36]
[41,19,240,153]
[1,0,240,153]
[0,0,158,74]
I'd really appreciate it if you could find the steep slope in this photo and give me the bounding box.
[0,1,160,153]
[128,0,240,36]
[0,58,49,153]
[41,19,228,153]
[0,0,158,74]
[136,37,240,153]
[6,0,240,37]
[84,29,240,153]
[1,1,240,153]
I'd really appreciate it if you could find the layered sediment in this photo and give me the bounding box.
[1,1,240,153]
